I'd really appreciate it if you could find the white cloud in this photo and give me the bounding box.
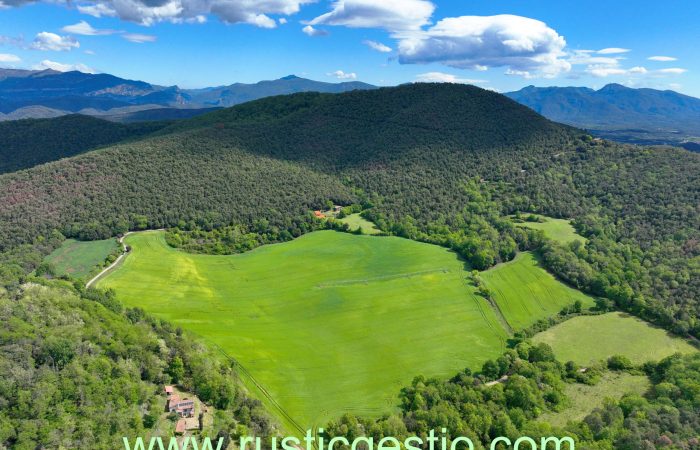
[61,20,116,35]
[302,25,328,37]
[278,17,287,24]
[31,32,80,51]
[363,39,392,53]
[597,47,630,54]
[648,55,677,62]
[33,59,96,73]
[310,0,435,33]
[398,15,570,78]
[657,68,687,74]
[84,49,96,55]
[0,53,21,63]
[327,70,357,80]
[122,33,157,43]
[70,0,314,27]
[77,3,117,17]
[628,66,648,74]
[414,72,486,84]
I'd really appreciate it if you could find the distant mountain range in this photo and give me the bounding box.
[0,69,375,122]
[506,84,700,148]
[0,68,698,149]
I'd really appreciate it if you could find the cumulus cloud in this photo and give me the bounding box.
[327,70,357,80]
[68,0,314,27]
[33,59,96,73]
[397,15,570,78]
[122,33,157,43]
[62,20,117,35]
[31,32,80,51]
[363,40,392,53]
[302,25,328,37]
[310,0,434,33]
[0,53,21,63]
[597,47,630,54]
[414,72,486,84]
[648,55,677,62]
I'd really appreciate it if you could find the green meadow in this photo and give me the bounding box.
[97,230,507,431]
[44,238,119,279]
[337,213,381,235]
[514,215,585,244]
[540,372,650,427]
[481,252,596,330]
[533,312,697,365]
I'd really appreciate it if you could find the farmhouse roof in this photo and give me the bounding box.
[165,385,174,394]
[175,419,186,434]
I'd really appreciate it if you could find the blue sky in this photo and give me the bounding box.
[1,0,698,95]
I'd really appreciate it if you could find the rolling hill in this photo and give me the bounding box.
[0,83,698,339]
[506,83,700,148]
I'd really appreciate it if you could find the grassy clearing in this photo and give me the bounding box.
[533,312,697,365]
[480,252,596,330]
[513,215,585,244]
[540,372,650,426]
[337,213,381,235]
[97,230,507,432]
[44,238,119,279]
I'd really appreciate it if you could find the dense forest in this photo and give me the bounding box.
[0,115,169,174]
[0,281,275,449]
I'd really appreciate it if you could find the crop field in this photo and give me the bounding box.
[481,252,596,330]
[513,215,585,244]
[44,238,119,279]
[533,312,697,365]
[539,372,650,426]
[337,213,381,235]
[97,230,507,432]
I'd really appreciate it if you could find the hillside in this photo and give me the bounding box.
[506,84,700,147]
[0,114,169,173]
[0,83,698,337]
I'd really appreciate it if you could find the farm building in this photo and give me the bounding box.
[175,419,186,435]
[164,385,174,397]
[314,210,326,218]
[168,396,195,417]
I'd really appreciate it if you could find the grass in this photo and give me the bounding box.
[533,312,698,365]
[540,372,650,426]
[513,215,585,244]
[97,230,507,432]
[44,238,119,279]
[337,213,381,235]
[480,252,596,330]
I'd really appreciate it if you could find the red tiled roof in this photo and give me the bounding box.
[175,419,186,434]
[165,386,174,394]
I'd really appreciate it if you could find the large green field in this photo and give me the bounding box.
[44,238,119,279]
[481,252,596,330]
[97,230,507,432]
[539,372,650,427]
[533,312,697,365]
[513,215,585,244]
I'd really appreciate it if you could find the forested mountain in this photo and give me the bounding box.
[506,84,700,148]
[0,83,698,333]
[0,69,375,121]
[0,115,170,173]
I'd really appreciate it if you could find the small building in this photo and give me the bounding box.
[333,205,342,213]
[169,396,195,417]
[164,385,174,397]
[313,210,326,218]
[175,419,186,435]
